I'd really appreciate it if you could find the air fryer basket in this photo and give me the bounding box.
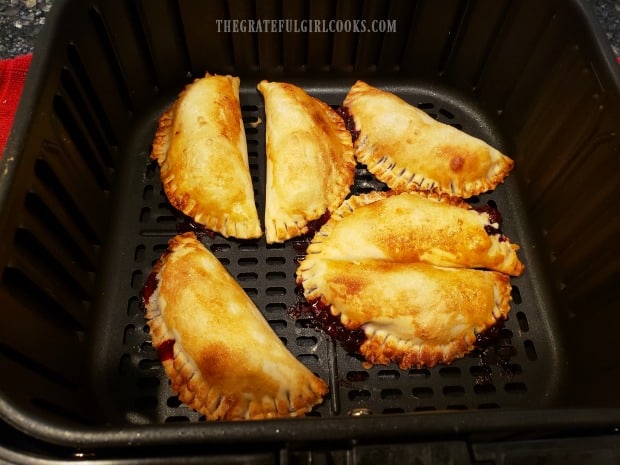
[1,0,619,458]
[92,81,558,426]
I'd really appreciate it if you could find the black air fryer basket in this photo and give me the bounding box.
[1,0,620,462]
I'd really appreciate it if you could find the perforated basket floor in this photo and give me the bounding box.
[90,80,561,425]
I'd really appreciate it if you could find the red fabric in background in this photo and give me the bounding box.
[0,54,32,158]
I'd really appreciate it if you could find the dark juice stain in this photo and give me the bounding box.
[292,210,331,256]
[336,106,360,143]
[141,271,159,307]
[473,318,519,383]
[473,203,507,241]
[288,287,366,353]
[156,339,175,362]
[306,210,331,234]
[473,203,503,225]
[176,214,216,239]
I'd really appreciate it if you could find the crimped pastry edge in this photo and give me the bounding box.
[297,190,524,297]
[258,80,356,243]
[354,133,514,198]
[358,273,513,369]
[294,190,519,369]
[143,232,328,420]
[343,80,514,199]
[150,75,263,240]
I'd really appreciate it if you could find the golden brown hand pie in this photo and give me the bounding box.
[150,73,262,239]
[296,191,522,369]
[257,80,356,243]
[302,259,512,369]
[342,80,514,198]
[301,190,524,279]
[142,232,328,420]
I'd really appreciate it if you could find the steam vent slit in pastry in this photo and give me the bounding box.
[257,80,356,244]
[296,191,524,369]
[342,80,514,198]
[150,73,262,239]
[142,232,328,420]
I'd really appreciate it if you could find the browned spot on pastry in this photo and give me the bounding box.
[450,154,465,172]
[435,145,467,173]
[170,192,191,211]
[217,95,242,141]
[197,341,282,398]
[332,274,365,297]
[197,343,234,380]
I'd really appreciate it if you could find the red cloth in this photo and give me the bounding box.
[0,54,32,158]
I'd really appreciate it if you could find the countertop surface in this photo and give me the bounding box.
[0,0,53,58]
[1,0,619,59]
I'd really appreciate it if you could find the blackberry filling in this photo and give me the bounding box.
[141,272,176,362]
[474,317,506,347]
[473,317,518,381]
[336,106,360,142]
[288,289,366,353]
[473,203,507,241]
[306,210,331,234]
[141,271,159,308]
[292,210,332,256]
[156,339,175,362]
[176,216,216,239]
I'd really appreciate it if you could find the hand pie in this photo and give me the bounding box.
[341,81,514,198]
[257,80,356,243]
[301,259,512,369]
[150,73,262,239]
[301,190,524,279]
[296,191,522,369]
[142,232,328,420]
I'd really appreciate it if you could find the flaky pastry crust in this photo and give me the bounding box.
[342,81,513,198]
[296,191,523,369]
[150,73,262,239]
[143,232,327,420]
[305,259,512,369]
[299,190,524,285]
[257,80,356,243]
